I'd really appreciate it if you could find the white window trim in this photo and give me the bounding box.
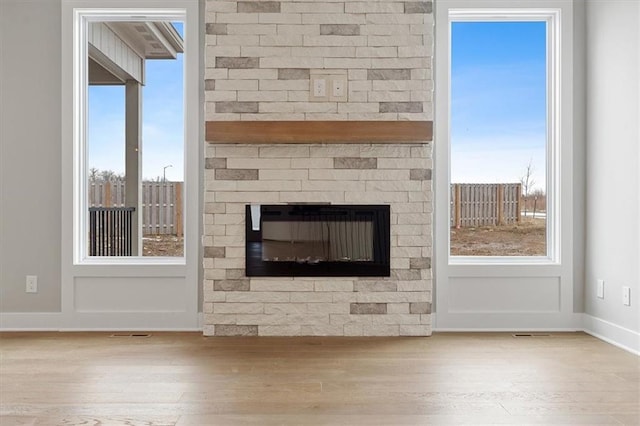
[442,6,563,266]
[67,6,195,266]
[433,0,575,329]
[61,0,200,329]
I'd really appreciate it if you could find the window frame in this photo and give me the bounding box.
[70,8,190,265]
[445,8,562,265]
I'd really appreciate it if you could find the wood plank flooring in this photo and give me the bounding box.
[0,332,638,425]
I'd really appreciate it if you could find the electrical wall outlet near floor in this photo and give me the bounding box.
[596,279,604,299]
[622,286,631,306]
[26,275,38,293]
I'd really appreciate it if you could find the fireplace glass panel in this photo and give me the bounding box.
[261,220,373,263]
[246,204,390,277]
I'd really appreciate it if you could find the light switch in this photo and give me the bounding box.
[333,78,344,97]
[330,76,348,102]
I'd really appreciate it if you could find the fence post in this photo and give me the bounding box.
[497,184,504,226]
[104,181,112,207]
[454,184,461,229]
[117,181,125,206]
[516,183,522,222]
[175,182,183,237]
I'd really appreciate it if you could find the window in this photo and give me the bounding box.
[433,0,574,330]
[71,9,191,263]
[446,9,560,262]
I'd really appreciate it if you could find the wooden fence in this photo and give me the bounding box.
[88,181,183,236]
[451,183,521,228]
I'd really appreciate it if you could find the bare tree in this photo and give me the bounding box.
[89,168,126,183]
[520,160,536,216]
[99,169,116,182]
[89,167,99,182]
[531,188,546,218]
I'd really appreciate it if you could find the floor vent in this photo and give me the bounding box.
[109,333,152,338]
[512,333,551,337]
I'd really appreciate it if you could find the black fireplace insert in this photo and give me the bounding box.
[245,204,390,277]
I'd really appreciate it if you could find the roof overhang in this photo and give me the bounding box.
[88,21,183,85]
[108,21,184,60]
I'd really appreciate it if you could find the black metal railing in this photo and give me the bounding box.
[89,207,135,256]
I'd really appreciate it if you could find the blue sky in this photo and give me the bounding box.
[451,21,547,190]
[88,22,184,182]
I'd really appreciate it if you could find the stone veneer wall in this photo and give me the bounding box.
[203,143,432,336]
[205,0,433,121]
[203,0,434,336]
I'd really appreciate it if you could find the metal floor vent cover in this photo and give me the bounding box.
[109,333,152,338]
[512,333,551,337]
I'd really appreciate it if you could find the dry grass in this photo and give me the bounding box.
[143,235,184,257]
[450,218,546,256]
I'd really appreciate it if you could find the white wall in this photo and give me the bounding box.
[1,0,205,325]
[572,0,586,314]
[584,0,640,345]
[0,0,63,313]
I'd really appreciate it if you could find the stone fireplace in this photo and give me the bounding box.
[203,0,433,336]
[203,143,432,336]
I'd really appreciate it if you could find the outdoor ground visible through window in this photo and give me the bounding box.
[450,218,546,256]
[143,235,184,257]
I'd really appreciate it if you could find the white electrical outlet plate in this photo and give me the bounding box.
[310,69,347,102]
[597,279,604,299]
[310,77,328,101]
[622,286,631,306]
[330,76,348,102]
[26,275,38,293]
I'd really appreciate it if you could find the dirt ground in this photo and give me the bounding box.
[143,235,184,257]
[450,218,546,256]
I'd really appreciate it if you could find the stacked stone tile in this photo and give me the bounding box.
[203,0,434,336]
[203,144,433,336]
[205,0,433,121]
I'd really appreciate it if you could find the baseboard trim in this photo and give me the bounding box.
[434,328,582,332]
[582,314,640,355]
[432,312,584,331]
[0,312,203,332]
[433,312,638,355]
[3,312,637,355]
[0,312,62,331]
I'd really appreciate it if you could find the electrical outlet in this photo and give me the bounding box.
[597,279,604,299]
[26,275,38,293]
[310,69,347,102]
[314,78,326,97]
[310,77,328,101]
[622,286,631,306]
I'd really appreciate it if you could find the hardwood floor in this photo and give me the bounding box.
[0,332,638,425]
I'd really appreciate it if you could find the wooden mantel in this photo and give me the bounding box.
[205,121,432,144]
